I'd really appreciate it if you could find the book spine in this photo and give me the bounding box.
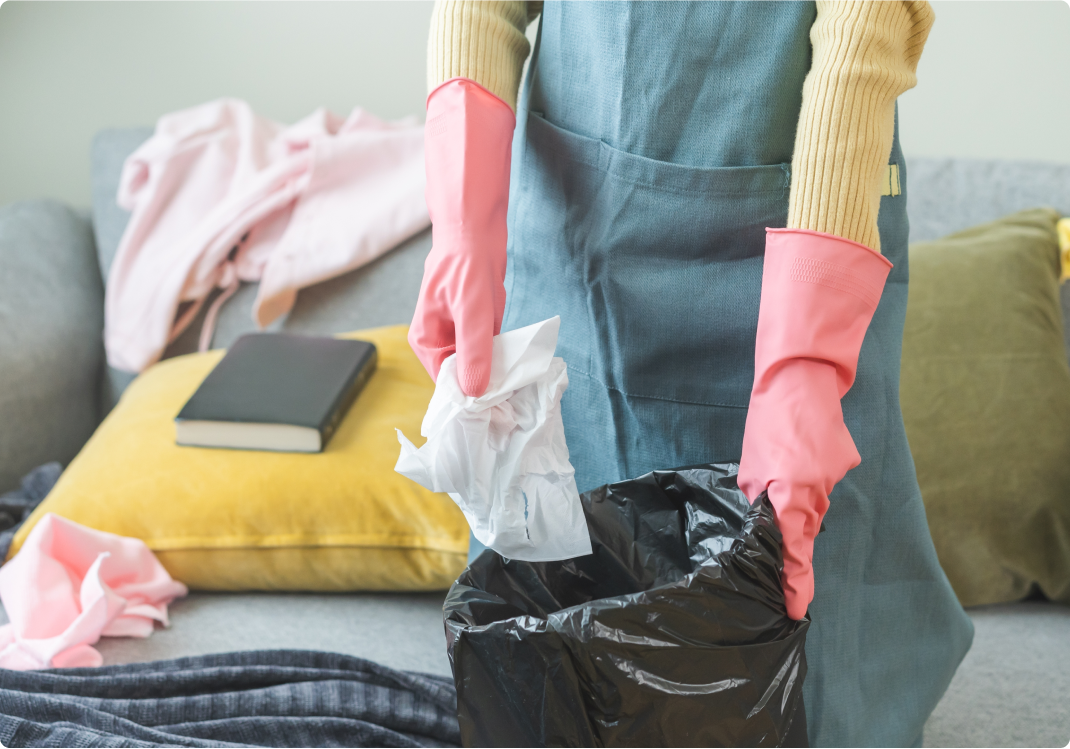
[319,347,378,449]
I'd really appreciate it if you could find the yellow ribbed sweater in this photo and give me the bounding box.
[428,0,933,253]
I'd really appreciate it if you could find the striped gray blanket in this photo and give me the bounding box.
[0,650,460,747]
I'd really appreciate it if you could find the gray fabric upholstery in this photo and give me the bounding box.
[89,128,432,412]
[0,202,103,494]
[90,127,154,284]
[923,603,1070,748]
[906,158,1070,242]
[0,592,451,677]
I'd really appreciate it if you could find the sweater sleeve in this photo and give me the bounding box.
[427,1,541,112]
[787,1,935,252]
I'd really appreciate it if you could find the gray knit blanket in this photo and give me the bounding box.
[0,650,460,747]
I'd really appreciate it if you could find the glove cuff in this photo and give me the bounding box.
[425,78,515,250]
[757,228,892,396]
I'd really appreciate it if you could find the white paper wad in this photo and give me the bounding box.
[395,316,592,562]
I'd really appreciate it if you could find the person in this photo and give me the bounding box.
[408,1,973,745]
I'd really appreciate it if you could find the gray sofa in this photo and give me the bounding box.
[0,133,1068,747]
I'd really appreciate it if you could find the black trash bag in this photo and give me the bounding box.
[443,463,809,748]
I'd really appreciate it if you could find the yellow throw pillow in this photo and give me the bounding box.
[8,325,469,591]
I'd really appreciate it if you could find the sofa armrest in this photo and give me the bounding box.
[0,200,104,492]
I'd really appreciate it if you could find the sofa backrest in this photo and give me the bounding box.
[906,157,1070,242]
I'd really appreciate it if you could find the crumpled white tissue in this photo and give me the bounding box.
[395,316,592,562]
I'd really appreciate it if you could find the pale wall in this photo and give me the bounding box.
[0,0,1067,208]
[0,1,434,207]
[898,0,1070,164]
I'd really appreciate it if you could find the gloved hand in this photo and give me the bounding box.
[408,78,515,397]
[738,228,892,620]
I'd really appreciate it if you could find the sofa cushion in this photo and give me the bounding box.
[900,207,1070,606]
[8,325,469,592]
[90,128,432,411]
[0,201,104,494]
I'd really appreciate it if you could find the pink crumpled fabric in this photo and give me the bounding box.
[107,97,429,373]
[0,513,188,670]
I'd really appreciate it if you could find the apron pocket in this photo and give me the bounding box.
[508,111,792,408]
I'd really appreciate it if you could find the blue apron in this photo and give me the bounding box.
[489,2,973,744]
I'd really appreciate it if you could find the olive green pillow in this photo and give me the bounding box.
[902,207,1070,607]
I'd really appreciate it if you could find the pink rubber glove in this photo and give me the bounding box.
[408,78,515,397]
[738,228,892,620]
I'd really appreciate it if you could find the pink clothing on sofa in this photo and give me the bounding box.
[107,98,429,373]
[0,513,187,670]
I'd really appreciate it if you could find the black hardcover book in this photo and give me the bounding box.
[175,333,377,453]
